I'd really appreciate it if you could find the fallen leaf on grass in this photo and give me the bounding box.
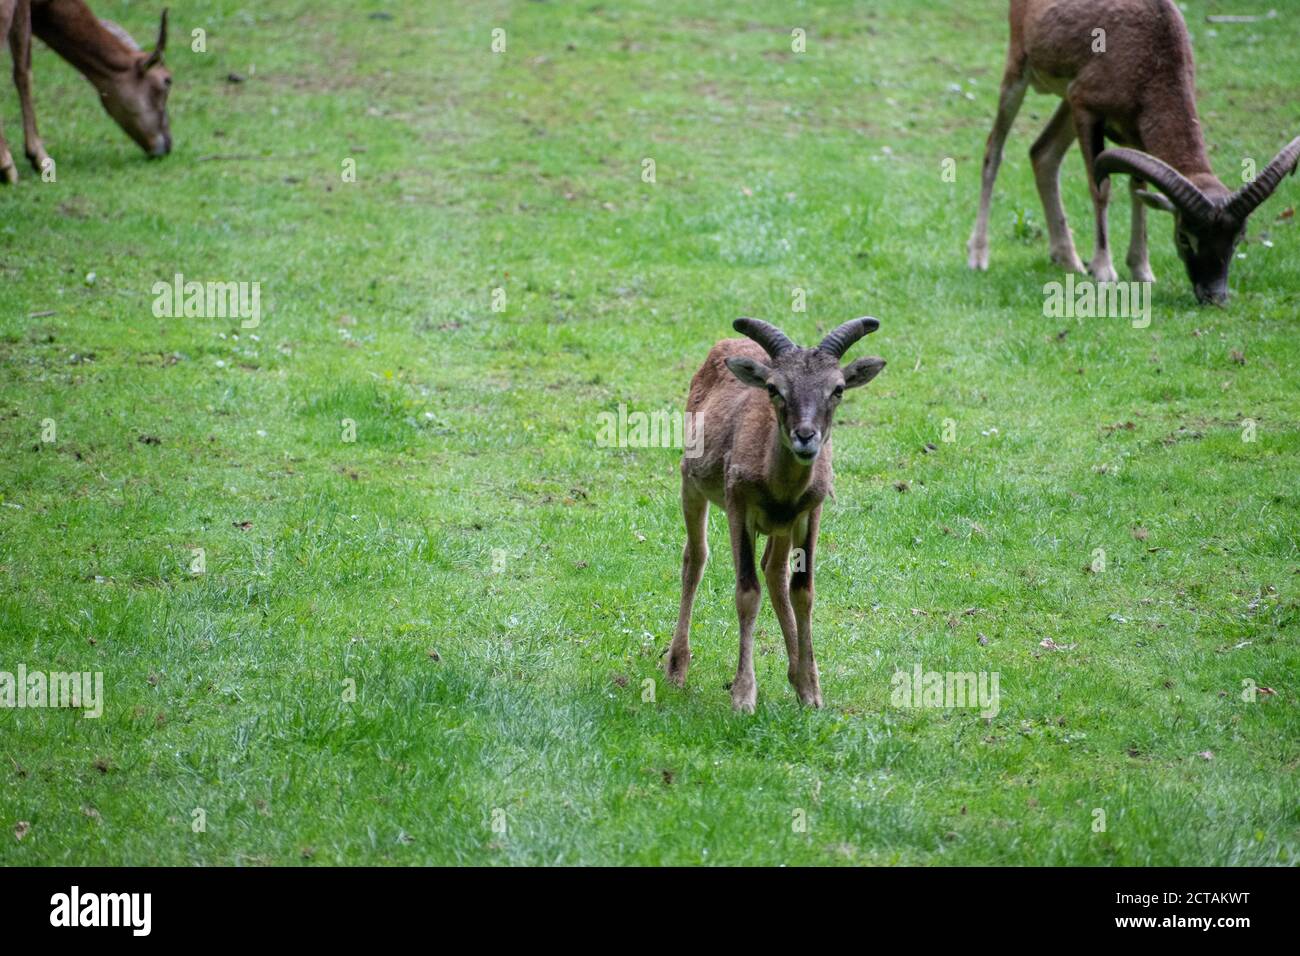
[14,821,30,841]
[1039,638,1076,651]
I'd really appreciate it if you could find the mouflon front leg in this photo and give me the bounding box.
[726,498,761,713]
[789,507,822,708]
[666,483,708,687]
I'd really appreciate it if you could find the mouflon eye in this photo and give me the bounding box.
[766,384,779,398]
[832,385,844,398]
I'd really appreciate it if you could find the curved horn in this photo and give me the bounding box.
[1095,149,1215,223]
[817,316,879,359]
[733,318,796,359]
[1226,136,1300,223]
[141,9,168,69]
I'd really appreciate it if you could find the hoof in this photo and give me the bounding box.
[1088,261,1119,283]
[796,688,824,708]
[665,648,689,687]
[794,664,823,708]
[730,676,756,714]
[1050,250,1087,274]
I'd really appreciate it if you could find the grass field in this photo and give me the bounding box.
[1,0,1297,865]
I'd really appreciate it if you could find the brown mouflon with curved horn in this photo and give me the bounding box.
[967,0,1299,304]
[31,1,172,157]
[667,317,886,712]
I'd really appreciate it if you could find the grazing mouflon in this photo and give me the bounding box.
[968,0,1299,304]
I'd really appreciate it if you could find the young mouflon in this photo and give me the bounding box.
[666,317,886,712]
[968,0,1299,304]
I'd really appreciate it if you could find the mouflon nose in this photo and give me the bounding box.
[794,426,817,443]
[1194,283,1228,306]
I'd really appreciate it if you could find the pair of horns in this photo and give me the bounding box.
[1096,136,1300,225]
[733,316,879,360]
[141,9,169,71]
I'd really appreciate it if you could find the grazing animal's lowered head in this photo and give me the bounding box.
[97,8,172,156]
[1096,140,1300,305]
[724,317,886,464]
[30,2,173,157]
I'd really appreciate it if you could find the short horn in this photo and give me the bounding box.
[1095,148,1215,223]
[140,8,167,69]
[1226,135,1300,223]
[733,318,796,359]
[817,316,879,358]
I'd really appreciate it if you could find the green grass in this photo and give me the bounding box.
[1,0,1297,865]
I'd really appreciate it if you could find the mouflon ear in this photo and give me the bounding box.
[725,356,773,388]
[842,356,885,389]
